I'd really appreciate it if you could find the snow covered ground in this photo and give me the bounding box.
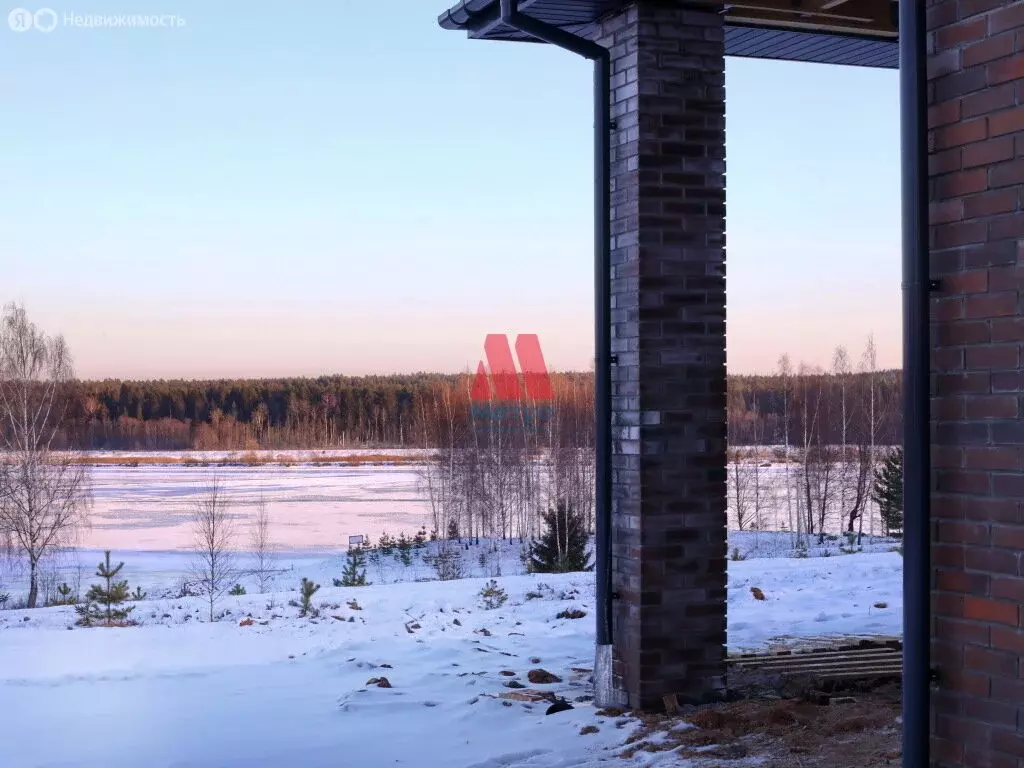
[0,552,903,768]
[0,462,904,767]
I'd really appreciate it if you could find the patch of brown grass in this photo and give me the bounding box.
[611,684,903,767]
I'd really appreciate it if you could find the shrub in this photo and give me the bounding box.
[131,586,147,601]
[424,542,465,581]
[228,584,246,596]
[478,579,508,610]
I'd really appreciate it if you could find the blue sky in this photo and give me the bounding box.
[0,1,900,380]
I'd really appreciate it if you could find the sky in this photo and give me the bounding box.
[0,1,901,381]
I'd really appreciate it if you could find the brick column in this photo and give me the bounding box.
[594,1,727,710]
[928,3,1024,767]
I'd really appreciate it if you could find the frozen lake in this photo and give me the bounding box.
[85,464,431,552]
[79,457,889,553]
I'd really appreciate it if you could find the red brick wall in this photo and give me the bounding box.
[929,2,1024,766]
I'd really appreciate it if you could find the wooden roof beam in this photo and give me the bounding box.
[724,0,897,38]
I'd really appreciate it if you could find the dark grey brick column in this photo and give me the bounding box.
[593,0,727,711]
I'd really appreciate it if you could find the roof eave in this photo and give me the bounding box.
[438,0,496,32]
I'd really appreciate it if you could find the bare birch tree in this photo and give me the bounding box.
[249,493,275,594]
[0,304,91,608]
[861,334,879,539]
[777,354,796,543]
[190,478,237,621]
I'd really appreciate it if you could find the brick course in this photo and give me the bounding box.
[594,0,727,710]
[929,2,1024,766]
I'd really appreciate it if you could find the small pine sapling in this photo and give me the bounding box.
[478,579,508,610]
[366,546,384,584]
[131,586,147,601]
[229,584,246,596]
[413,526,428,549]
[299,578,320,617]
[396,532,413,567]
[377,532,395,556]
[338,546,369,587]
[56,583,76,605]
[75,551,135,627]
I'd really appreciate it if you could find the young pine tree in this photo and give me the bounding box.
[299,577,320,617]
[872,447,904,537]
[339,546,369,587]
[55,583,75,606]
[529,500,593,574]
[75,551,135,627]
[396,532,413,567]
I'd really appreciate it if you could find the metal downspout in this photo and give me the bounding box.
[496,0,613,650]
[899,0,930,765]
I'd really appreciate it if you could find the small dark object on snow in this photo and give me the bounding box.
[556,608,587,620]
[453,618,462,626]
[528,669,562,684]
[379,663,393,669]
[499,670,516,677]
[504,680,526,689]
[546,699,573,716]
[530,657,541,664]
[367,677,392,688]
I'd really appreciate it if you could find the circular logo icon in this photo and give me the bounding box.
[7,8,33,31]
[33,7,57,32]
